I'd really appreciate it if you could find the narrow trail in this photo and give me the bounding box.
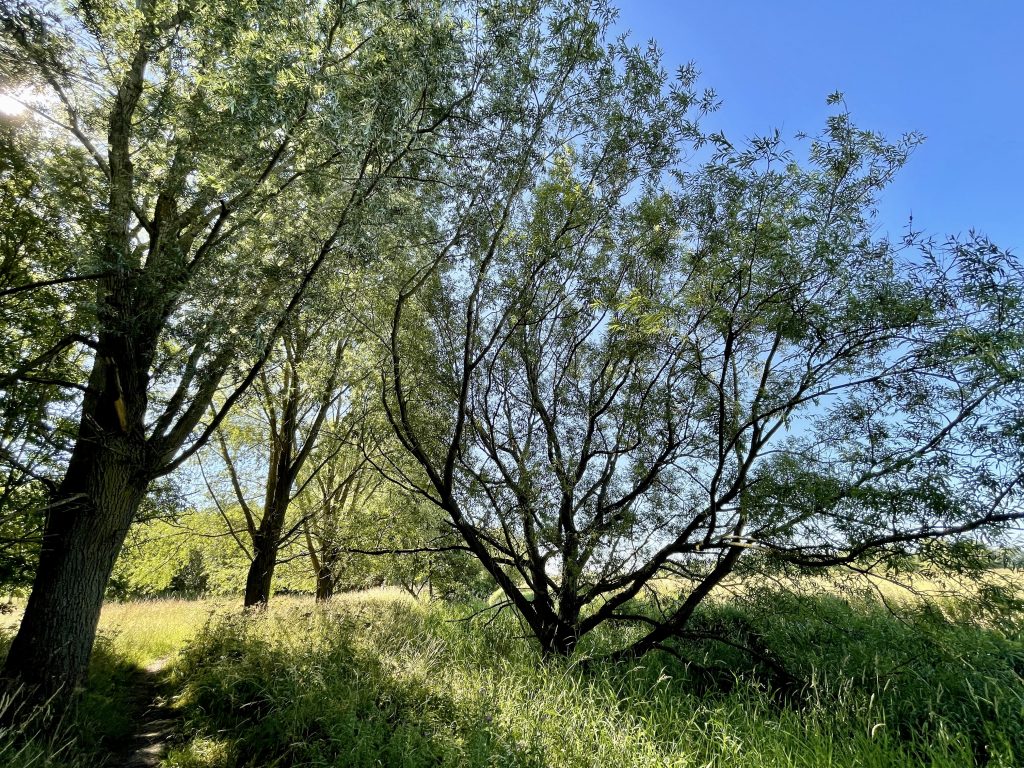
[116,658,178,768]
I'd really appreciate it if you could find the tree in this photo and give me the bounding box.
[0,106,91,592]
[205,315,349,606]
[0,0,469,701]
[302,433,490,600]
[288,352,490,601]
[297,397,384,601]
[384,69,1024,657]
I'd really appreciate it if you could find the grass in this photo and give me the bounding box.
[92,597,228,666]
[0,687,87,768]
[1,586,1021,767]
[0,597,223,767]
[164,590,1021,767]
[650,565,1024,609]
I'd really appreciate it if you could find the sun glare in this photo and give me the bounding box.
[0,93,27,116]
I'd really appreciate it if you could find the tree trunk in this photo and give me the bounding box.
[2,440,147,705]
[242,375,301,607]
[243,533,278,607]
[242,462,294,606]
[242,466,294,607]
[540,621,579,657]
[314,566,335,601]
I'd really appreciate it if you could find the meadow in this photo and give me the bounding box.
[1,582,1022,768]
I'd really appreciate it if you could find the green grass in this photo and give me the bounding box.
[0,596,221,767]
[163,590,1021,767]
[94,596,230,666]
[0,689,87,768]
[2,587,1021,766]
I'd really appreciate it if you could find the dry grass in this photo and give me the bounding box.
[0,587,416,661]
[648,566,1024,609]
[95,588,415,665]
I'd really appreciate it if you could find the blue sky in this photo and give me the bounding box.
[614,2,1023,252]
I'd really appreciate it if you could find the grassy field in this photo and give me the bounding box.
[1,585,1022,767]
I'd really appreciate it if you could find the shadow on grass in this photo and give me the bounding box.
[654,592,1024,765]
[0,630,166,767]
[164,608,547,768]
[7,590,1019,767]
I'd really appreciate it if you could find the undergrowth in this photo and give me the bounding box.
[1,589,1020,766]
[0,596,214,767]
[163,591,1022,767]
[0,638,135,768]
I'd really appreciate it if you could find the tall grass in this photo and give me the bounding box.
[164,590,1022,767]
[1,588,1019,766]
[0,596,220,767]
[96,597,228,666]
[0,687,92,768]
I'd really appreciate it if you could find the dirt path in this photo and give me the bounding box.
[116,658,178,768]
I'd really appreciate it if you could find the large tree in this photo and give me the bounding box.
[0,105,92,590]
[0,0,472,700]
[384,74,1024,657]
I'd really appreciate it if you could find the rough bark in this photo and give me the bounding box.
[2,0,448,709]
[242,483,292,607]
[242,534,275,607]
[2,430,147,702]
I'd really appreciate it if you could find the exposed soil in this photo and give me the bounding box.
[115,658,177,768]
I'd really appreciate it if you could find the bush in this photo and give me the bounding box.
[166,550,210,597]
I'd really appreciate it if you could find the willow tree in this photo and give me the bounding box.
[384,78,1024,655]
[297,391,482,600]
[0,0,476,701]
[297,398,384,601]
[204,315,350,607]
[0,108,92,589]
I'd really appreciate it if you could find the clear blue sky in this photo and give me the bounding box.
[614,2,1023,251]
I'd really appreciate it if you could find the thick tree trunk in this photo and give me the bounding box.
[540,619,580,657]
[243,533,279,607]
[2,440,147,705]
[2,24,166,709]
